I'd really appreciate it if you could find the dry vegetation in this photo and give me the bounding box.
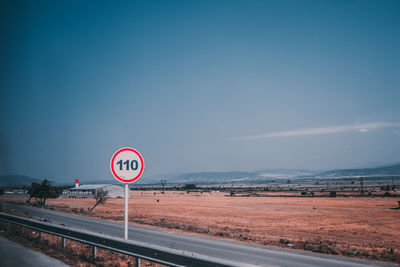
[1,190,400,264]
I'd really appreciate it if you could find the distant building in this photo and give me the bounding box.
[62,184,125,198]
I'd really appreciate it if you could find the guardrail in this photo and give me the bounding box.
[0,212,238,267]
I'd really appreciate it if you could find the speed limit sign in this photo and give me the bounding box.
[110,147,144,183]
[110,147,144,240]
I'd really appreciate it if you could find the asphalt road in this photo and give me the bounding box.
[1,202,397,267]
[0,236,68,267]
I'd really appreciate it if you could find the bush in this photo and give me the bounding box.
[27,179,61,206]
[183,184,196,190]
[383,191,392,197]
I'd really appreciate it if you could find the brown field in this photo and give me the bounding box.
[2,191,400,263]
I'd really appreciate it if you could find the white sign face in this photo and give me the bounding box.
[110,147,144,183]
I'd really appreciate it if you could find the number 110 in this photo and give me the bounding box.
[117,160,138,171]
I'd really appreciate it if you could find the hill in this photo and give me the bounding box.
[314,163,400,178]
[0,175,41,187]
[140,169,318,184]
[2,163,399,186]
[142,164,400,184]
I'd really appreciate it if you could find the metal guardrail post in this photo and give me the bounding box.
[39,231,42,240]
[62,237,67,250]
[92,246,97,258]
[135,257,141,267]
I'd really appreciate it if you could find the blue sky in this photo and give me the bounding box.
[1,0,400,182]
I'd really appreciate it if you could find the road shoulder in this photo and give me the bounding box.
[0,236,69,267]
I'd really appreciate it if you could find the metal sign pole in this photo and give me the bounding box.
[124,183,128,239]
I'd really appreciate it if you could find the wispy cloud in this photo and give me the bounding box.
[233,122,400,140]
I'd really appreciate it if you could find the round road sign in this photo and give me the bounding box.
[110,147,144,183]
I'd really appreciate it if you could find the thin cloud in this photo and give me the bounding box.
[233,122,400,140]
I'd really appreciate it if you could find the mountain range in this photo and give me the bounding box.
[0,175,42,187]
[314,164,400,178]
[1,163,399,186]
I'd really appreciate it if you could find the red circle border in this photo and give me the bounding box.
[110,147,144,183]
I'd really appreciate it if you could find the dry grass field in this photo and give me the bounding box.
[2,191,400,263]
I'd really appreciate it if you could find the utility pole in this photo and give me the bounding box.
[392,177,395,190]
[359,177,364,195]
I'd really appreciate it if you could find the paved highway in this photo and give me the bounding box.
[0,236,68,267]
[1,203,397,267]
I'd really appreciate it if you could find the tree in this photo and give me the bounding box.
[88,189,108,212]
[183,184,196,190]
[160,179,167,194]
[27,179,60,206]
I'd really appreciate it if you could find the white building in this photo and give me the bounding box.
[62,184,125,198]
